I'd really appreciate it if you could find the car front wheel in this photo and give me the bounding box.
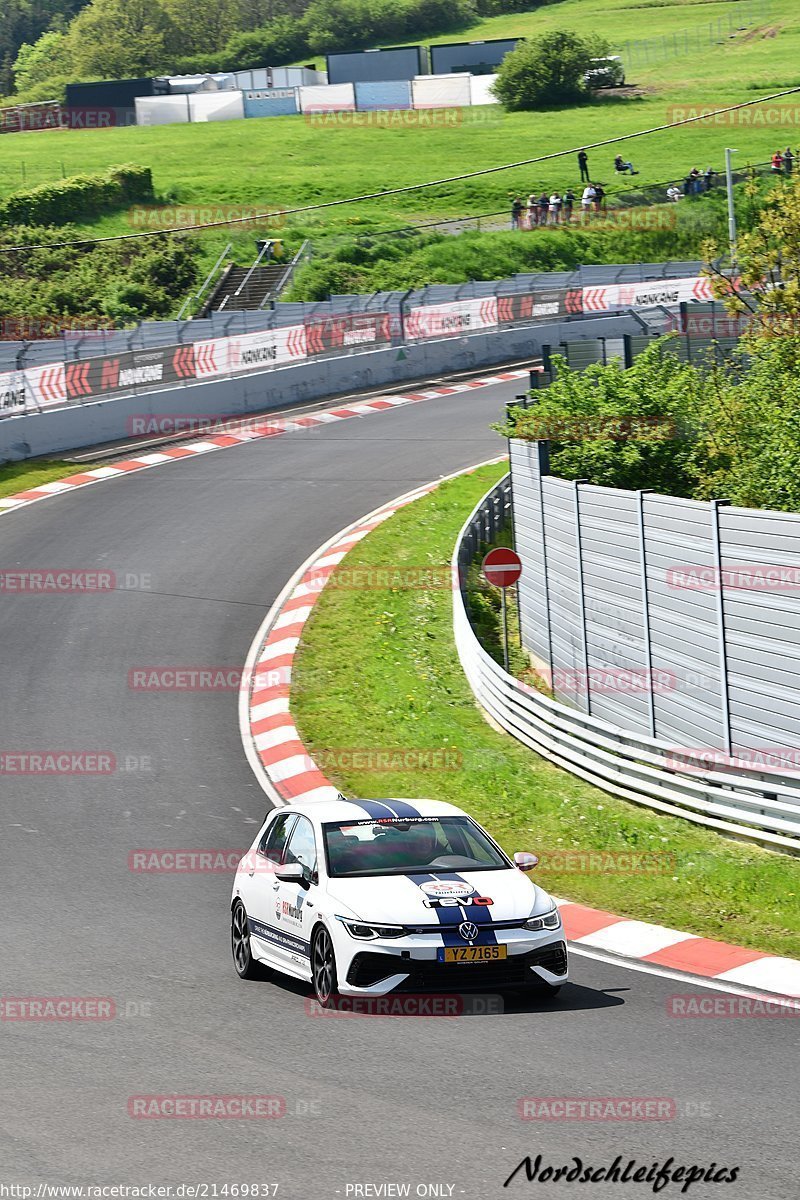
[231,901,266,980]
[312,926,339,1007]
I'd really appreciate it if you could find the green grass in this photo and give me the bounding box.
[0,459,103,499]
[292,461,799,958]
[1,0,799,281]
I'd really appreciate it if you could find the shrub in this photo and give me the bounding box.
[492,30,607,111]
[0,222,200,329]
[0,166,154,227]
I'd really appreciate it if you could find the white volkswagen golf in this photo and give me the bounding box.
[231,795,568,1005]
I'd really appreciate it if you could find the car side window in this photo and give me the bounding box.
[258,813,296,863]
[284,816,318,882]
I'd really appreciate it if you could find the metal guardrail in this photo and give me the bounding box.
[453,476,800,852]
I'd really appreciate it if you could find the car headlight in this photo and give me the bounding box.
[525,907,561,932]
[335,916,405,939]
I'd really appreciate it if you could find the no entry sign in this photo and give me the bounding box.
[482,547,522,589]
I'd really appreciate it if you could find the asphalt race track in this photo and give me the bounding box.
[0,380,795,1199]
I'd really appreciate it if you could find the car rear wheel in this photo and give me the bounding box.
[312,926,339,1007]
[231,901,267,980]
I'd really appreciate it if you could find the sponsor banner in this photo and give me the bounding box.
[225,324,307,373]
[0,370,30,417]
[565,287,584,315]
[26,361,68,409]
[0,361,68,416]
[581,275,715,313]
[305,312,392,355]
[62,346,195,401]
[405,297,498,340]
[497,289,568,325]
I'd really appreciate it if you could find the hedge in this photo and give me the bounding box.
[0,165,154,227]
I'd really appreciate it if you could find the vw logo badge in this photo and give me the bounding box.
[459,921,479,942]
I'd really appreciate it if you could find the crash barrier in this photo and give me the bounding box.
[0,260,709,422]
[453,476,800,850]
[0,313,646,462]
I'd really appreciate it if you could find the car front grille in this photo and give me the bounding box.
[347,941,568,991]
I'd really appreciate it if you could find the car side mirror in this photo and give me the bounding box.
[275,862,305,884]
[514,852,539,872]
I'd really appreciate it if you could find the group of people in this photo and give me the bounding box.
[510,143,800,229]
[511,150,636,229]
[672,166,716,198]
[511,184,610,228]
[771,148,795,174]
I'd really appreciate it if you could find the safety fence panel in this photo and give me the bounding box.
[354,81,413,111]
[469,75,499,105]
[135,96,190,126]
[299,84,356,113]
[188,92,245,123]
[411,74,472,109]
[243,89,299,118]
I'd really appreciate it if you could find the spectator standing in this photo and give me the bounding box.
[580,183,596,221]
[688,167,701,194]
[548,191,562,224]
[563,187,576,224]
[578,149,590,182]
[783,147,794,175]
[771,151,784,173]
[538,191,550,225]
[703,166,715,191]
[511,195,523,229]
[614,154,638,175]
[527,192,538,227]
[593,182,605,215]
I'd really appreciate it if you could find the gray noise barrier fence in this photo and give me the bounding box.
[454,469,800,851]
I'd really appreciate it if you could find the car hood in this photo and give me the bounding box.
[325,869,553,924]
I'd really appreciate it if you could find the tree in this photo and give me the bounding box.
[13,30,73,93]
[221,16,310,71]
[708,174,800,335]
[492,30,608,111]
[0,0,86,95]
[161,0,245,56]
[65,0,179,78]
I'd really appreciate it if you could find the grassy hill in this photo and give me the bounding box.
[0,0,798,302]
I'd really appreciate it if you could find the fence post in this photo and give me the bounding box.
[398,287,414,346]
[636,489,656,737]
[574,478,591,715]
[536,442,554,675]
[711,498,733,754]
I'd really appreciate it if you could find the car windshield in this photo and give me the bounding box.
[322,815,509,878]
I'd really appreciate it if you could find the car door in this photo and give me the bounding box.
[273,815,320,974]
[244,811,297,964]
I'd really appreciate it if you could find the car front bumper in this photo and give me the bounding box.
[331,923,569,996]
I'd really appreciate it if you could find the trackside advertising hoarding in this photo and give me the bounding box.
[0,272,728,418]
[405,298,498,339]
